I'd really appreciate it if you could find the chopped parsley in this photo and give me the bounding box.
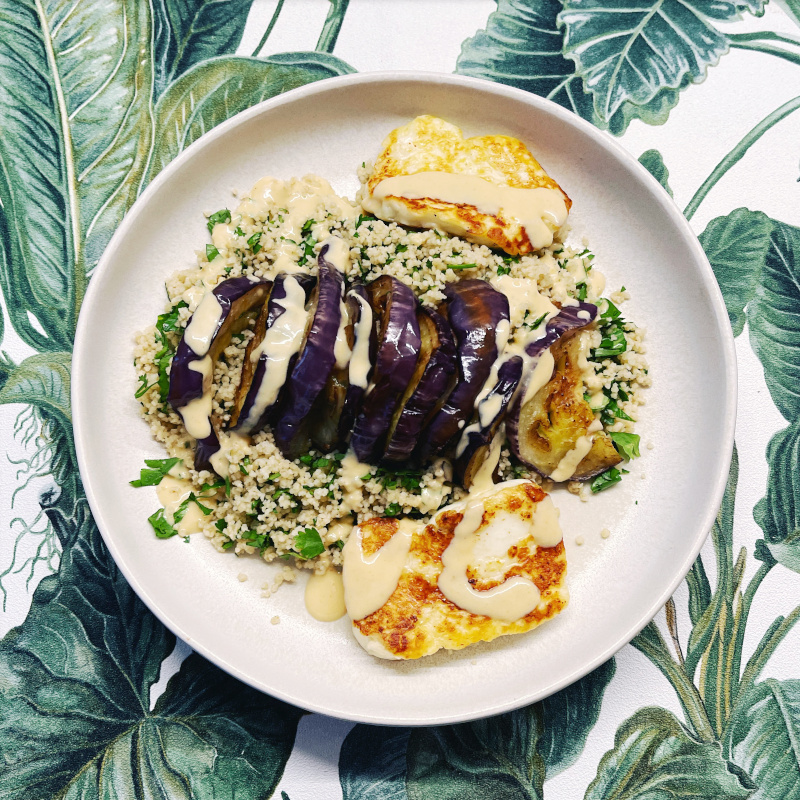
[600,397,634,427]
[130,457,181,487]
[294,528,325,559]
[150,301,188,404]
[248,231,263,254]
[207,209,231,232]
[234,226,245,237]
[609,431,641,460]
[600,298,622,320]
[148,508,178,539]
[575,281,588,301]
[243,530,272,552]
[206,243,220,261]
[239,456,251,475]
[375,466,423,493]
[592,319,627,360]
[135,373,155,399]
[384,502,402,517]
[496,265,511,276]
[448,263,478,271]
[590,468,622,494]
[395,243,408,253]
[301,218,315,234]
[523,311,548,331]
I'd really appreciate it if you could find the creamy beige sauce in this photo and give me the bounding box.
[236,176,358,278]
[334,299,352,370]
[490,275,559,329]
[520,348,555,406]
[438,497,541,622]
[156,476,215,536]
[305,569,346,622]
[183,292,223,357]
[239,276,308,434]
[342,518,415,620]
[208,430,249,479]
[367,172,568,250]
[550,435,594,482]
[471,429,504,491]
[180,357,213,439]
[436,479,563,621]
[339,450,371,511]
[348,292,373,389]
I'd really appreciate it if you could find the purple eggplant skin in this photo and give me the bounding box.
[234,273,316,434]
[338,284,376,442]
[454,355,523,488]
[418,279,510,460]
[350,276,422,463]
[506,301,599,465]
[168,277,271,409]
[383,308,457,463]
[167,277,271,473]
[272,244,346,459]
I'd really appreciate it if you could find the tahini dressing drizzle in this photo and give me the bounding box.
[364,172,569,250]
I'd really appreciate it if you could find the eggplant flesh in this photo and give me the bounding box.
[311,295,355,451]
[273,239,346,459]
[167,277,271,472]
[338,284,376,442]
[383,308,457,463]
[454,355,524,488]
[419,279,510,460]
[350,276,421,463]
[234,273,316,435]
[513,332,622,480]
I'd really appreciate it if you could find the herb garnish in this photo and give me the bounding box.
[206,244,220,261]
[150,300,188,404]
[207,209,231,232]
[590,468,622,493]
[294,528,325,559]
[384,502,402,517]
[130,457,181,487]
[609,431,641,460]
[375,466,423,493]
[148,508,178,539]
[248,231,263,254]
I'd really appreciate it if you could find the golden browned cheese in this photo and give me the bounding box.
[352,482,568,659]
[362,115,571,256]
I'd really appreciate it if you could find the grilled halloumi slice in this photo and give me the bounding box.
[342,481,568,660]
[360,115,571,255]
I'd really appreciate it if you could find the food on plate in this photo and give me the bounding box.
[343,480,568,659]
[131,115,650,658]
[360,115,571,254]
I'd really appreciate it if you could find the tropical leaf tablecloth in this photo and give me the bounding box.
[1,1,799,797]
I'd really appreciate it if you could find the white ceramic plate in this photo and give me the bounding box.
[73,73,736,725]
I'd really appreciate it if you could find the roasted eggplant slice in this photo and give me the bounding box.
[273,238,348,459]
[338,284,376,442]
[350,276,421,462]
[168,276,271,472]
[383,308,457,462]
[419,279,510,460]
[454,355,524,488]
[509,314,622,480]
[233,273,316,435]
[311,292,355,451]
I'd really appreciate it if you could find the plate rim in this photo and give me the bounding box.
[72,70,737,725]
